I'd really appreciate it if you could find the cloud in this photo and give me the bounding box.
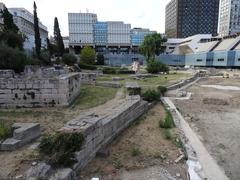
[2,0,171,36]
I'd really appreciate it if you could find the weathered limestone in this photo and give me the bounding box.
[0,67,96,108]
[0,123,40,151]
[26,163,52,179]
[50,168,76,180]
[96,81,122,88]
[125,82,141,96]
[112,77,125,81]
[79,73,96,85]
[60,95,148,170]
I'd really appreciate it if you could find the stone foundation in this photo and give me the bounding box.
[0,67,96,108]
[60,96,148,170]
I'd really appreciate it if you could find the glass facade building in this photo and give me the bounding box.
[219,0,240,37]
[130,28,156,46]
[165,0,220,38]
[94,22,107,46]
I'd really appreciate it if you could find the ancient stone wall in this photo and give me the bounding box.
[0,66,98,108]
[60,96,148,170]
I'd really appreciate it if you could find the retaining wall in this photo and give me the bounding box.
[60,96,148,170]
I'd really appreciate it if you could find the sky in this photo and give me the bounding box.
[1,0,171,36]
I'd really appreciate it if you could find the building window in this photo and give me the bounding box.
[218,59,224,61]
[206,59,213,62]
[238,58,240,61]
[196,59,203,62]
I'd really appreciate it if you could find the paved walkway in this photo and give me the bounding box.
[163,97,229,180]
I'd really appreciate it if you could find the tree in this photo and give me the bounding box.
[139,33,167,62]
[80,46,96,65]
[96,53,105,65]
[62,53,77,66]
[0,7,24,50]
[0,31,24,50]
[54,17,64,56]
[1,7,19,33]
[0,44,28,73]
[146,59,169,74]
[33,1,41,58]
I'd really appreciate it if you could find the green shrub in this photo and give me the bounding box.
[158,86,167,96]
[131,147,141,157]
[146,59,169,74]
[39,132,84,167]
[159,110,175,129]
[102,67,117,74]
[162,129,172,140]
[78,62,97,70]
[142,89,160,102]
[0,120,11,140]
[0,44,28,73]
[62,53,77,66]
[80,46,96,65]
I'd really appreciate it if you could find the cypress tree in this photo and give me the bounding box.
[54,17,64,56]
[33,1,41,58]
[1,7,19,33]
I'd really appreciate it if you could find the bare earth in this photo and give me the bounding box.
[79,103,187,180]
[174,77,240,180]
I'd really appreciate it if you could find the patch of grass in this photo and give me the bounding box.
[0,120,11,140]
[174,137,184,149]
[97,73,190,90]
[73,85,117,110]
[0,111,42,118]
[112,158,123,169]
[131,147,141,157]
[159,110,175,129]
[162,129,173,140]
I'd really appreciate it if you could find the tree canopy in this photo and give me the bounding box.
[33,1,41,58]
[1,7,19,33]
[139,33,167,62]
[54,17,64,56]
[0,6,24,50]
[80,46,96,65]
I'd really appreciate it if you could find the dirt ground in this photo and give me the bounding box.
[174,77,240,180]
[79,103,187,180]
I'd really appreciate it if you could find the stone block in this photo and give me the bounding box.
[13,123,40,143]
[25,162,52,179]
[96,81,121,88]
[125,82,141,96]
[0,138,21,151]
[50,168,76,180]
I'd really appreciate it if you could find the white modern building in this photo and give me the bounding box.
[107,21,131,46]
[0,3,5,29]
[68,13,97,47]
[218,0,240,37]
[63,36,69,49]
[170,34,214,55]
[8,8,48,51]
[164,38,184,54]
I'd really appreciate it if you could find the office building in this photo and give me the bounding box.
[165,0,220,38]
[107,21,131,47]
[8,8,48,50]
[131,28,156,46]
[218,0,240,37]
[0,3,5,29]
[68,13,97,51]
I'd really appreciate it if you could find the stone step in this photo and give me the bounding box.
[1,138,21,151]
